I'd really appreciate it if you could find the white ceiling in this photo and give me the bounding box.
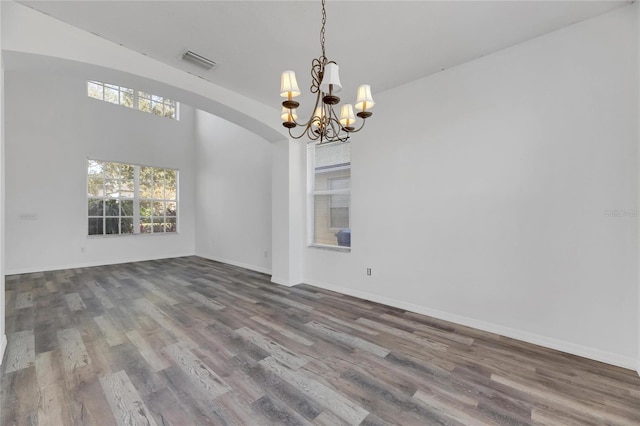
[18,1,630,109]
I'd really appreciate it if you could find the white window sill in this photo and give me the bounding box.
[308,243,351,253]
[87,232,179,239]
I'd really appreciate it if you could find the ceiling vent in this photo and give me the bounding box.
[181,50,216,70]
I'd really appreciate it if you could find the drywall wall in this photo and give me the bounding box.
[303,4,639,369]
[194,110,272,273]
[0,2,6,362]
[4,67,196,274]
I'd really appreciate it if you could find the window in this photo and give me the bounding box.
[87,81,134,108]
[87,160,178,236]
[138,92,178,119]
[87,81,179,120]
[308,141,351,248]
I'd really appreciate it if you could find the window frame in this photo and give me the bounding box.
[87,159,179,237]
[87,80,180,120]
[307,141,351,252]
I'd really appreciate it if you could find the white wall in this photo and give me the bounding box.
[637,1,640,377]
[194,110,272,274]
[303,4,639,369]
[0,1,6,362]
[4,67,196,274]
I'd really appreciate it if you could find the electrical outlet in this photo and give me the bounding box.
[366,268,372,276]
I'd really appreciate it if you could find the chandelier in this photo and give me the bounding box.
[279,0,375,144]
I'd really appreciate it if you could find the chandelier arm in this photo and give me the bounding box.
[345,118,368,134]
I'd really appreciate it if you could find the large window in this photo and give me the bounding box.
[87,160,178,236]
[87,81,179,120]
[308,142,351,248]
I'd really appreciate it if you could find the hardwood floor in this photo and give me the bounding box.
[2,256,639,425]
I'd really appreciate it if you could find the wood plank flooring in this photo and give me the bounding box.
[2,256,639,425]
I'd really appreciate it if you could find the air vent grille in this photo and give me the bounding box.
[181,50,216,70]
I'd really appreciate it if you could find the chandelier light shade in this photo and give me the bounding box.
[319,62,342,94]
[339,104,356,130]
[355,84,375,116]
[279,0,374,143]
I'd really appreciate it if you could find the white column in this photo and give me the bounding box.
[271,138,305,287]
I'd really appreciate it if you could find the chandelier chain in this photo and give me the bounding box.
[320,0,326,59]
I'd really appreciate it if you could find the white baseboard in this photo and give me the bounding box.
[5,252,196,276]
[197,254,272,276]
[271,276,299,287]
[0,334,6,366]
[305,279,638,371]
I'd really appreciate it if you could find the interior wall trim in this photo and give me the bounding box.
[4,253,196,276]
[305,279,638,372]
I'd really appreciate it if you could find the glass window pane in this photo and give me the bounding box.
[153,168,165,184]
[105,199,119,216]
[105,218,119,234]
[330,177,350,190]
[139,201,151,217]
[104,86,119,104]
[315,142,350,168]
[88,199,103,216]
[121,90,134,108]
[120,179,134,198]
[315,168,350,191]
[121,200,134,216]
[330,207,350,229]
[138,97,151,113]
[104,163,120,179]
[121,218,134,234]
[140,218,152,234]
[165,217,177,233]
[313,194,333,245]
[152,183,164,199]
[166,201,177,216]
[153,201,165,217]
[105,179,119,197]
[164,105,175,118]
[87,177,104,197]
[330,193,350,209]
[151,101,163,116]
[151,95,163,102]
[140,166,152,184]
[87,82,103,100]
[88,218,103,235]
[139,182,152,199]
[88,160,104,177]
[165,170,177,200]
[153,217,164,233]
[121,164,134,180]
